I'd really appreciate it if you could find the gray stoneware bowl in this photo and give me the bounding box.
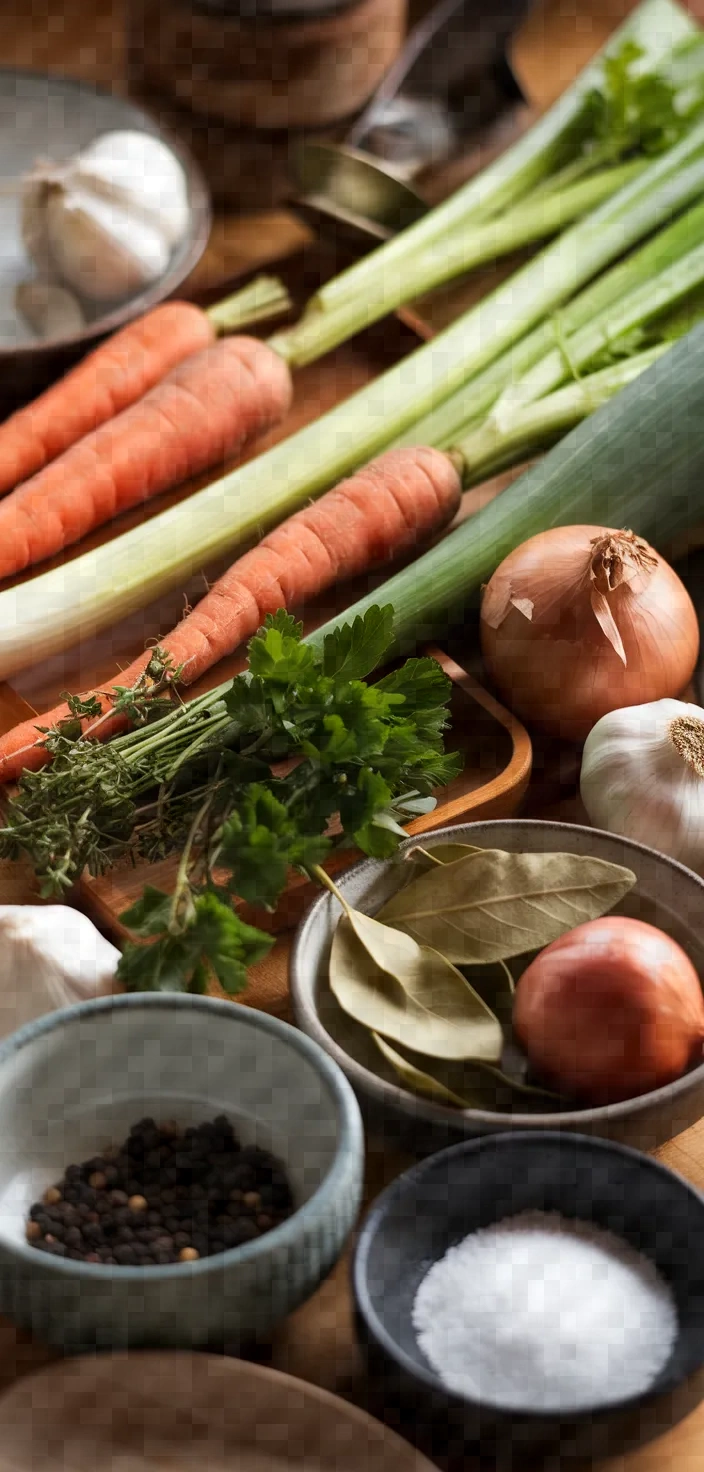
[290,819,704,1156]
[0,994,364,1353]
[352,1132,704,1466]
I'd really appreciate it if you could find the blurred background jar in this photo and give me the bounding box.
[126,0,409,208]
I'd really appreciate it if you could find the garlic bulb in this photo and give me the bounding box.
[0,906,119,1038]
[580,699,704,872]
[21,130,190,304]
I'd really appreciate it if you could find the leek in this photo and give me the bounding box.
[305,323,704,655]
[3,132,704,680]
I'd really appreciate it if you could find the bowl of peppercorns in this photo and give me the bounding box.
[0,993,364,1352]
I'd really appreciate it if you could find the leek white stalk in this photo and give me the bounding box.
[1,132,704,681]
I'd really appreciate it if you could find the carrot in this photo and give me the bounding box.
[0,302,214,498]
[0,338,293,578]
[0,447,461,782]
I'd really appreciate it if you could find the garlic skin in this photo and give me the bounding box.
[580,699,704,872]
[0,906,119,1039]
[45,187,171,302]
[21,130,190,304]
[75,131,190,247]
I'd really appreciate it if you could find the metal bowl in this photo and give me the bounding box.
[0,69,211,406]
[290,819,704,1156]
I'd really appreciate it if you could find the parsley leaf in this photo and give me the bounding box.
[322,605,395,682]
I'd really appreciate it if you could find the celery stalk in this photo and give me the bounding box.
[395,194,704,450]
[271,125,704,368]
[310,0,698,319]
[454,346,668,486]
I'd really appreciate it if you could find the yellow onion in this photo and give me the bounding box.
[514,916,704,1105]
[480,525,699,741]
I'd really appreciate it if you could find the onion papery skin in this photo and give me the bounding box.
[480,525,699,742]
[514,916,704,1105]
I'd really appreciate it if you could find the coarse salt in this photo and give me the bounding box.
[412,1211,677,1411]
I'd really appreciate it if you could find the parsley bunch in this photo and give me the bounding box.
[0,606,461,995]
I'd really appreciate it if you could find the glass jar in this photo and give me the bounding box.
[126,0,408,207]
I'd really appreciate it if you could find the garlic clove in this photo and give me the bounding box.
[71,130,190,249]
[0,905,119,1039]
[45,187,172,302]
[20,178,55,279]
[15,281,86,340]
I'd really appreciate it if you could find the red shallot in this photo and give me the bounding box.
[513,915,704,1105]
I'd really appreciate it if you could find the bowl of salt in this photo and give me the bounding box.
[352,1131,704,1466]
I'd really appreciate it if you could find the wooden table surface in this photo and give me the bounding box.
[6,2,704,1467]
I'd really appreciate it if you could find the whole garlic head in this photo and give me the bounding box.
[580,698,704,872]
[0,906,119,1039]
[21,130,190,304]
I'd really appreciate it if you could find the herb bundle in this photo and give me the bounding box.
[0,607,461,996]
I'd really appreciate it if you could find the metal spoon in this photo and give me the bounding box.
[291,0,533,244]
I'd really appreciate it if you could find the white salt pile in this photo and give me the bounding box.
[412,1210,677,1411]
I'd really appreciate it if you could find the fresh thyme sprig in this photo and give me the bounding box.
[0,606,462,993]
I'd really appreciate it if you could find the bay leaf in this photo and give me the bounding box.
[376,849,636,964]
[371,1033,488,1108]
[330,912,503,1061]
[372,1034,563,1109]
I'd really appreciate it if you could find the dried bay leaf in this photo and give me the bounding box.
[372,1034,563,1110]
[372,1033,488,1108]
[376,849,636,964]
[330,911,503,1061]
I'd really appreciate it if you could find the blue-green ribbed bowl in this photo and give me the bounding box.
[0,994,364,1353]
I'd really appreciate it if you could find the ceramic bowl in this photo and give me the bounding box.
[0,994,363,1353]
[0,69,211,405]
[290,819,704,1155]
[352,1132,704,1466]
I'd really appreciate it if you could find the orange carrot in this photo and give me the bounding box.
[0,338,293,578]
[0,302,214,497]
[0,447,461,782]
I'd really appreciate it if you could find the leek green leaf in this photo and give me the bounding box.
[377,849,636,963]
[330,911,503,1061]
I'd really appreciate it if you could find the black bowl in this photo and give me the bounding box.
[352,1132,704,1468]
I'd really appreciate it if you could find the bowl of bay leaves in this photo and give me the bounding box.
[290,819,704,1156]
